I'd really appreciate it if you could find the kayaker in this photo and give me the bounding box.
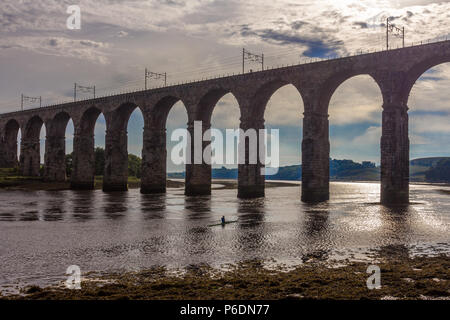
[221,216,225,224]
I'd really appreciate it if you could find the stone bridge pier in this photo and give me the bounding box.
[141,124,167,194]
[140,98,176,195]
[103,128,129,191]
[44,113,71,181]
[0,120,20,168]
[237,116,265,198]
[381,103,409,204]
[185,119,212,196]
[70,108,99,190]
[379,71,410,205]
[19,137,41,176]
[43,134,66,181]
[301,111,330,202]
[19,116,43,177]
[71,130,96,189]
[103,109,130,192]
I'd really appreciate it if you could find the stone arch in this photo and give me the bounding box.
[79,106,104,135]
[23,115,44,140]
[328,74,384,194]
[264,83,305,121]
[404,56,450,105]
[150,96,189,128]
[70,106,105,190]
[48,112,72,136]
[141,96,189,194]
[407,60,450,179]
[318,71,383,114]
[246,79,305,120]
[205,90,242,185]
[20,115,45,176]
[103,102,144,191]
[376,56,450,204]
[235,80,305,199]
[109,102,144,132]
[305,73,383,202]
[265,83,305,170]
[2,119,20,167]
[195,88,240,123]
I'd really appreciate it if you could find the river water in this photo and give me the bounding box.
[0,182,449,293]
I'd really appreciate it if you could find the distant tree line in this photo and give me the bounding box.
[168,159,379,181]
[329,159,376,175]
[64,151,450,183]
[65,147,142,178]
[425,159,450,182]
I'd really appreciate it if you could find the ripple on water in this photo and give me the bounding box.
[0,183,449,290]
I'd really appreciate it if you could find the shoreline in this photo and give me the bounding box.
[1,176,449,192]
[2,254,448,300]
[0,177,304,191]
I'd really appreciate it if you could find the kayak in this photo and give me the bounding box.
[208,220,238,227]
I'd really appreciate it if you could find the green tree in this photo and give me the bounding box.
[65,148,142,178]
[65,153,73,177]
[128,154,142,178]
[94,147,105,176]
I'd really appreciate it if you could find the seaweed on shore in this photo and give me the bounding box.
[3,255,449,300]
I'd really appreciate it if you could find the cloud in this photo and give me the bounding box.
[166,102,188,129]
[409,63,450,113]
[0,36,110,64]
[265,85,304,126]
[352,126,381,145]
[410,114,450,133]
[211,94,241,128]
[410,133,432,144]
[253,29,342,58]
[392,1,450,8]
[353,21,369,28]
[117,31,128,38]
[291,21,308,30]
[182,0,242,25]
[329,75,383,125]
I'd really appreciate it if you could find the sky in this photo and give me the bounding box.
[0,0,449,172]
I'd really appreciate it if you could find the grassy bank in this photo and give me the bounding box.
[0,168,186,190]
[0,168,296,191]
[0,168,67,191]
[2,253,448,300]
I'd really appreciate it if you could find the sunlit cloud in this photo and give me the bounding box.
[352,126,381,145]
[410,114,450,133]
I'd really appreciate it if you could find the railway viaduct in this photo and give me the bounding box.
[1,40,449,204]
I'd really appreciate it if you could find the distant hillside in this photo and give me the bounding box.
[266,165,301,181]
[212,167,237,179]
[410,157,449,167]
[168,172,185,179]
[168,157,450,183]
[330,159,378,181]
[410,157,450,182]
[424,158,450,183]
[168,159,379,181]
